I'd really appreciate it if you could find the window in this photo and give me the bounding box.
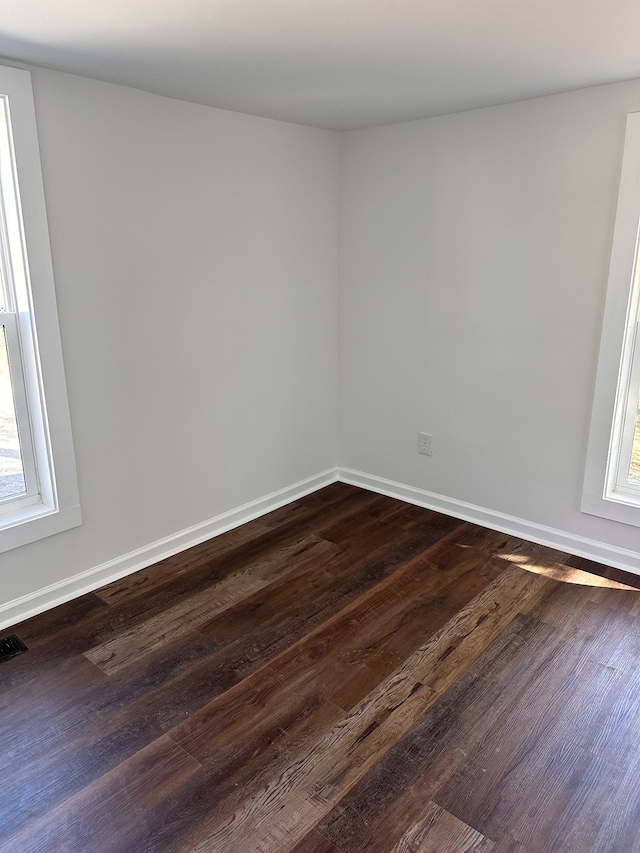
[0,64,80,552]
[583,111,640,527]
[607,257,640,500]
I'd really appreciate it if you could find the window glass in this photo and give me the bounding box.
[0,324,26,498]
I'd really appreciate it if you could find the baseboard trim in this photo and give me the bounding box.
[0,468,339,630]
[338,467,640,576]
[5,464,638,630]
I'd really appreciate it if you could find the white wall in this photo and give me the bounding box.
[4,69,640,622]
[339,80,640,559]
[0,69,339,611]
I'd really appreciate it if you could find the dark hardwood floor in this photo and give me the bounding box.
[1,483,639,852]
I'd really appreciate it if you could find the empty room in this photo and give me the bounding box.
[0,1,640,850]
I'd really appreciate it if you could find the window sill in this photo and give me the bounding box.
[0,502,82,553]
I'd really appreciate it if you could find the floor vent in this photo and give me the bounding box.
[0,634,28,662]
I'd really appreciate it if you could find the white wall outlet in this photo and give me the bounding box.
[418,432,433,456]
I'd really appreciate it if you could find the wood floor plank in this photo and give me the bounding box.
[563,554,640,591]
[438,525,569,567]
[173,568,549,853]
[0,736,202,853]
[548,756,640,853]
[315,612,558,853]
[491,835,528,853]
[0,652,105,722]
[86,487,378,637]
[85,536,337,674]
[10,591,110,643]
[2,485,638,853]
[170,662,330,767]
[269,540,510,681]
[433,598,640,846]
[388,801,494,852]
[445,736,592,849]
[92,485,375,611]
[316,497,462,549]
[0,593,111,691]
[132,693,343,853]
[281,550,509,711]
[169,532,515,765]
[588,682,640,769]
[2,516,466,837]
[94,516,271,605]
[0,506,464,851]
[198,550,337,648]
[73,492,423,682]
[200,520,462,656]
[0,633,221,839]
[288,831,343,853]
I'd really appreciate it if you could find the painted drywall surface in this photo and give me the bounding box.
[338,80,640,553]
[0,68,339,605]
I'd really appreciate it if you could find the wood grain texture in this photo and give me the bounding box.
[86,536,338,674]
[388,801,494,852]
[1,483,639,853]
[289,831,344,853]
[0,736,202,853]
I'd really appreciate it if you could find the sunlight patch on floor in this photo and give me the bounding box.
[497,553,639,590]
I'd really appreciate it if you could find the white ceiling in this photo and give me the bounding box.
[2,0,640,131]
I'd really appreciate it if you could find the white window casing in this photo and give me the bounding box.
[583,111,640,527]
[0,311,40,511]
[0,64,81,551]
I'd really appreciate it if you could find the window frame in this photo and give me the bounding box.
[0,64,81,552]
[607,263,640,500]
[582,110,640,527]
[0,310,39,508]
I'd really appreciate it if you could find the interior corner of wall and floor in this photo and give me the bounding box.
[2,69,640,617]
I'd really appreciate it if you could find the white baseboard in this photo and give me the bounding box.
[0,468,338,630]
[338,467,640,576]
[4,464,638,630]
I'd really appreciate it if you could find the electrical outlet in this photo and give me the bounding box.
[418,432,433,456]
